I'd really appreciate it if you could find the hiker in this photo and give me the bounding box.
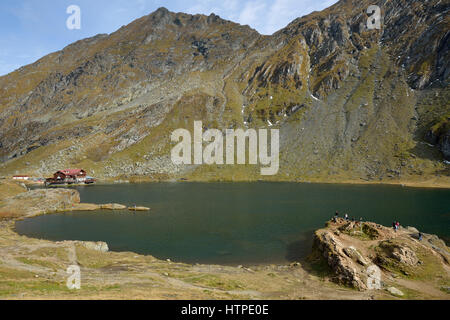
[333,211,339,222]
[396,221,400,231]
[392,221,397,232]
[345,213,349,221]
[418,232,423,241]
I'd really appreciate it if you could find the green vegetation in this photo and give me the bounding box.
[175,273,244,291]
[375,239,447,281]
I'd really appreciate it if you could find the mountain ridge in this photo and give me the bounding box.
[0,0,448,184]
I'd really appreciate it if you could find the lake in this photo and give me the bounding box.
[15,182,450,265]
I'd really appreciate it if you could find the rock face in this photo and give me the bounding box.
[426,116,450,160]
[0,0,448,182]
[313,219,450,291]
[314,229,369,290]
[442,132,450,160]
[378,241,419,266]
[343,246,369,266]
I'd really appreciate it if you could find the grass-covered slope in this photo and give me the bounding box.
[0,0,448,184]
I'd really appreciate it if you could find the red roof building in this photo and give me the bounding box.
[53,169,86,180]
[58,169,86,177]
[45,169,95,186]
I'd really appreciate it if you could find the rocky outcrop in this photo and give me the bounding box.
[0,185,136,218]
[313,219,450,291]
[313,229,369,290]
[79,241,109,252]
[0,188,80,218]
[343,246,369,266]
[377,241,419,266]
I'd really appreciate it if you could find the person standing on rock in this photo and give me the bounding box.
[393,221,397,232]
[396,221,400,231]
[333,211,339,222]
[345,213,349,221]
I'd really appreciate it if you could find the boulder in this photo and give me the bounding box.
[80,241,109,252]
[386,286,404,297]
[128,206,150,211]
[343,246,369,266]
[406,226,419,233]
[100,203,127,210]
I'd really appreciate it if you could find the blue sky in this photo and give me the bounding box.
[0,0,337,76]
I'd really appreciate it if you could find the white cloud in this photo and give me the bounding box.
[178,0,338,34]
[238,1,267,27]
[0,0,340,75]
[261,0,338,34]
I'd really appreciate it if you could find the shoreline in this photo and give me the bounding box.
[1,180,449,299]
[30,177,450,190]
[1,214,449,299]
[11,220,301,268]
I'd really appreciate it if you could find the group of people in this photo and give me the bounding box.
[333,211,363,225]
[392,221,400,232]
[332,211,424,241]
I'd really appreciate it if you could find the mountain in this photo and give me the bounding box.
[0,0,449,184]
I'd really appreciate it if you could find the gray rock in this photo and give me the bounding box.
[343,246,369,266]
[406,226,419,233]
[81,241,109,252]
[386,286,404,297]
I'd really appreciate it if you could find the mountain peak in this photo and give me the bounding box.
[0,0,448,183]
[152,6,171,17]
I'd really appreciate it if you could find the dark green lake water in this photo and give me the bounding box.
[15,183,450,265]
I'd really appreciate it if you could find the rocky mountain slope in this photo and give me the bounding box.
[0,0,448,183]
[313,218,449,296]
